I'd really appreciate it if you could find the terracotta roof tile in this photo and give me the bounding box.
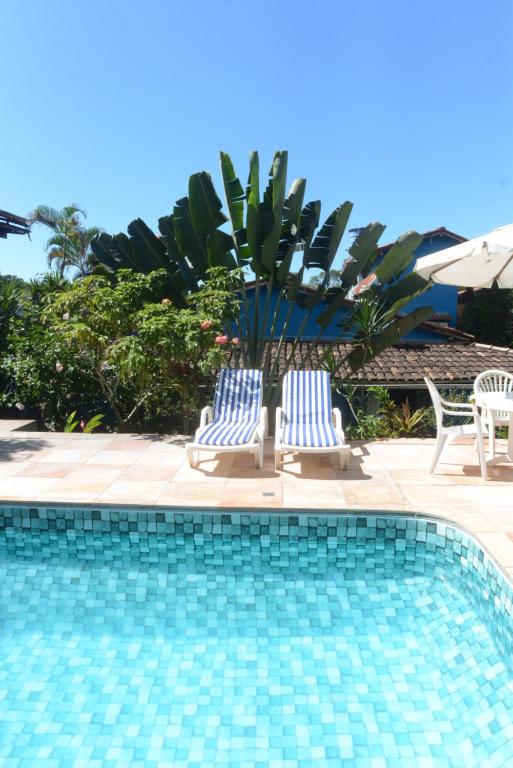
[229,342,513,386]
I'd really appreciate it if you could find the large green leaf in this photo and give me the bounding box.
[305,202,352,272]
[298,201,321,247]
[374,231,423,285]
[90,231,143,273]
[127,219,168,271]
[275,179,307,285]
[339,222,386,293]
[90,233,120,272]
[207,232,238,270]
[283,178,306,230]
[314,219,384,331]
[158,215,199,292]
[246,151,262,273]
[380,271,430,309]
[261,151,288,271]
[286,268,304,302]
[188,172,228,240]
[157,269,188,308]
[316,288,350,329]
[220,151,245,235]
[293,200,321,278]
[347,305,433,371]
[189,171,237,268]
[173,196,209,278]
[114,233,141,271]
[188,171,238,272]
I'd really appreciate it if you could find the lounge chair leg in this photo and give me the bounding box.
[275,451,282,471]
[339,447,350,470]
[430,433,448,473]
[187,447,199,468]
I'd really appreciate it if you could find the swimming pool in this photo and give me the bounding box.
[0,506,512,767]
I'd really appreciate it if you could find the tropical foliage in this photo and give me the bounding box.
[29,204,102,277]
[0,150,437,433]
[0,276,26,353]
[64,411,104,433]
[2,267,240,432]
[91,150,433,406]
[346,386,429,439]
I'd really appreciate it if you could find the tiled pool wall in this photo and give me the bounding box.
[0,505,512,660]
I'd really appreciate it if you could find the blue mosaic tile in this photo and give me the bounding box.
[0,506,511,766]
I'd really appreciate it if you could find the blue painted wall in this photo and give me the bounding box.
[236,231,462,343]
[237,284,447,342]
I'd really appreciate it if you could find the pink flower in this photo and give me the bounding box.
[55,361,64,373]
[80,419,86,430]
[200,319,213,330]
[231,337,240,346]
[15,402,25,411]
[62,312,70,321]
[215,335,229,346]
[100,361,109,371]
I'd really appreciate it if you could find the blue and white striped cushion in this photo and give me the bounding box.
[197,369,262,446]
[281,370,339,448]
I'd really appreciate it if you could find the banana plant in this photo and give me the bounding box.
[91,150,433,408]
[219,151,433,407]
[220,150,361,405]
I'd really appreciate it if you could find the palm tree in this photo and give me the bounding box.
[29,204,102,278]
[27,272,71,306]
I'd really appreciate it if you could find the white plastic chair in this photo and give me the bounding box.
[474,369,513,458]
[424,377,487,480]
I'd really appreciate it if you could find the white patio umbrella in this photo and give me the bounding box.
[414,223,513,288]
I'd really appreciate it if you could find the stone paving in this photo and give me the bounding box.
[0,431,512,580]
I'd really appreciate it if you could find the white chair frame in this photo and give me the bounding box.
[424,377,487,480]
[473,369,513,459]
[274,406,350,470]
[186,406,268,469]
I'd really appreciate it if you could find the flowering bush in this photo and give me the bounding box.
[1,305,101,429]
[39,267,240,430]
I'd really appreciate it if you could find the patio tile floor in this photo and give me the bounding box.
[0,432,511,579]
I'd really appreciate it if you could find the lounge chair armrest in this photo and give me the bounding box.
[332,407,343,433]
[199,406,213,428]
[441,407,474,418]
[274,407,283,447]
[471,402,484,424]
[440,398,472,409]
[260,406,269,438]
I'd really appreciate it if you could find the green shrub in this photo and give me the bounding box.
[346,386,429,439]
[2,267,240,432]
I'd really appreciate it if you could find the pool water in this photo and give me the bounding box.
[0,510,512,768]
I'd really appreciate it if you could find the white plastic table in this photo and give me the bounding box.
[474,391,513,464]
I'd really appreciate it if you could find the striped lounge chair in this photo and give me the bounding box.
[274,370,350,470]
[186,369,268,469]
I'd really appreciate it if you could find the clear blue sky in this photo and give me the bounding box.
[2,0,512,279]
